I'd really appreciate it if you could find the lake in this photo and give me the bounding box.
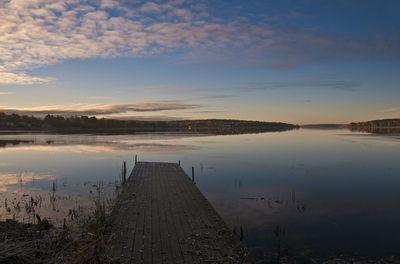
[0,129,399,263]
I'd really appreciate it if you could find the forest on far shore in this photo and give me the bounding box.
[346,119,400,134]
[0,112,299,134]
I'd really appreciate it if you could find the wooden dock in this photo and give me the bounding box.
[109,161,251,264]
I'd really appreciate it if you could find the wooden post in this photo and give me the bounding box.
[178,160,180,166]
[135,154,137,164]
[191,166,194,182]
[123,161,127,184]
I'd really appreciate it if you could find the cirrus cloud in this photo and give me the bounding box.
[0,71,54,85]
[241,80,361,91]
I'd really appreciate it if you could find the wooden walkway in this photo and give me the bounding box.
[109,161,251,264]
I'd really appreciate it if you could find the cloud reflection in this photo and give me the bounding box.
[0,134,202,153]
[0,171,53,192]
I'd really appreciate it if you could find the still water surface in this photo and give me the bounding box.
[0,129,399,262]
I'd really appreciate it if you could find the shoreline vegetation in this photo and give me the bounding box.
[0,204,117,264]
[345,119,400,134]
[1,182,120,264]
[0,112,298,135]
[302,118,400,134]
[2,112,399,135]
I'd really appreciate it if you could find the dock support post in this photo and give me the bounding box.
[192,166,194,182]
[123,161,127,184]
[135,154,137,164]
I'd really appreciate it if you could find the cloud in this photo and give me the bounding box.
[129,84,228,94]
[170,8,192,21]
[86,96,112,100]
[0,100,201,117]
[0,0,276,84]
[241,80,360,91]
[379,107,400,114]
[369,107,400,122]
[0,91,13,95]
[0,71,54,85]
[108,115,186,121]
[0,0,399,85]
[100,0,120,9]
[139,2,162,13]
[189,110,224,114]
[189,95,235,100]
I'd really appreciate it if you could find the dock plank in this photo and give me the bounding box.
[109,161,252,264]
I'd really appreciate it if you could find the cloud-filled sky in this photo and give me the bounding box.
[0,0,399,124]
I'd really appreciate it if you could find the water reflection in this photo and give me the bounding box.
[0,139,34,147]
[349,127,400,134]
[0,143,201,154]
[0,170,119,226]
[0,129,399,262]
[0,133,203,153]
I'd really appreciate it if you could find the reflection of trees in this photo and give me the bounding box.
[0,140,33,148]
[349,127,400,134]
[347,119,400,134]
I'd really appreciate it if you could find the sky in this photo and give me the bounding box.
[0,0,399,124]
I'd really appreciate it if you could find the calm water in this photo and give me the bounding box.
[1,129,399,262]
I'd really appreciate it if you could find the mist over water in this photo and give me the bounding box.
[0,129,399,262]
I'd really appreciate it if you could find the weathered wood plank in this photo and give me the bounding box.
[150,167,162,264]
[109,161,252,264]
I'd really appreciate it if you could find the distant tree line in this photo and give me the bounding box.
[349,119,400,128]
[0,112,299,134]
[346,118,400,134]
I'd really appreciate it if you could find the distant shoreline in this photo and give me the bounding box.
[0,112,299,135]
[300,119,400,134]
[300,124,345,129]
[344,119,400,134]
[0,126,299,136]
